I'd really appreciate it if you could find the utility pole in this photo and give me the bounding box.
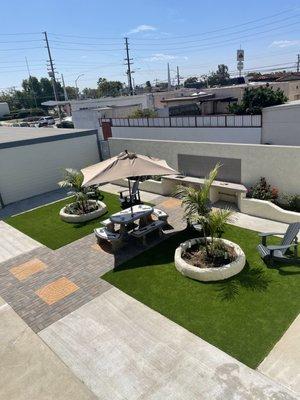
[25,56,38,108]
[176,66,180,88]
[61,74,68,101]
[124,37,134,95]
[167,63,171,91]
[297,54,300,73]
[43,31,62,120]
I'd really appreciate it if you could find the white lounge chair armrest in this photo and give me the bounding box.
[267,243,298,251]
[259,232,285,237]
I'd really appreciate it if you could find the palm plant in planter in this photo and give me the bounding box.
[174,163,220,233]
[58,168,100,215]
[174,164,236,268]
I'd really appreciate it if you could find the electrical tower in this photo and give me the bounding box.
[297,54,300,73]
[43,31,62,120]
[176,66,180,88]
[124,37,134,96]
[167,63,171,91]
[25,56,38,108]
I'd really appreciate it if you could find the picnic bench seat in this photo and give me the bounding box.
[152,208,169,222]
[100,218,117,231]
[94,228,121,250]
[131,220,164,245]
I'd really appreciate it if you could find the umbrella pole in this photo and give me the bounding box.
[128,178,133,216]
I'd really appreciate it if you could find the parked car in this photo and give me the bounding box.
[56,120,74,129]
[37,116,55,127]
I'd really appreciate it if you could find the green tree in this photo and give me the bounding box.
[229,86,288,115]
[97,77,123,97]
[207,64,230,87]
[82,87,99,99]
[65,86,78,100]
[184,77,198,87]
[145,80,152,92]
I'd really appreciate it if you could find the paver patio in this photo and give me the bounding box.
[0,197,184,332]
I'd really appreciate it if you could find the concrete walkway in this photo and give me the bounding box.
[258,314,300,394]
[229,210,300,240]
[0,188,69,219]
[40,287,298,400]
[0,221,43,263]
[0,296,96,400]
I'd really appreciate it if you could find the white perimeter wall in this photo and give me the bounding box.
[111,126,261,144]
[0,134,100,205]
[108,138,300,195]
[262,104,300,145]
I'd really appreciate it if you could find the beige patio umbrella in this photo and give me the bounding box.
[81,150,178,214]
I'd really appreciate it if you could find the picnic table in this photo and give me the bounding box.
[109,204,154,235]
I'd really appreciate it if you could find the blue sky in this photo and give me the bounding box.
[0,0,300,90]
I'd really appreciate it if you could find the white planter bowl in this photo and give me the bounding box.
[59,200,107,223]
[174,237,246,282]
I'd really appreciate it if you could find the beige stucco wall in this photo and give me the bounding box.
[0,135,100,205]
[108,138,300,195]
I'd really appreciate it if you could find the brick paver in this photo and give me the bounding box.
[36,277,79,305]
[0,200,185,332]
[10,258,47,281]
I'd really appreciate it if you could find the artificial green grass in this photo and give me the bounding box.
[103,224,300,368]
[5,191,121,250]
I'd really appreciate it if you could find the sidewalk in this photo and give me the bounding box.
[0,297,96,400]
[258,314,300,394]
[40,287,298,400]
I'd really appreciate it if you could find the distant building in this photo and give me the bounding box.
[200,80,300,103]
[0,102,9,117]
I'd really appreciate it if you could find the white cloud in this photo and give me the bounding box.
[128,25,157,34]
[144,53,189,62]
[270,40,300,48]
[146,53,177,62]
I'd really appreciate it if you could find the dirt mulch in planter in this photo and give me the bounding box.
[182,241,237,269]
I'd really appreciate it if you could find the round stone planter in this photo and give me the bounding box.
[59,200,107,223]
[174,237,246,282]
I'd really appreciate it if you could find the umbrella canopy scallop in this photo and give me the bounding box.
[81,150,177,187]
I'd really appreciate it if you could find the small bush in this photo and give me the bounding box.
[247,177,278,202]
[279,194,300,213]
[129,108,156,118]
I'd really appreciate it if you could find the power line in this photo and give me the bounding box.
[47,14,300,49]
[0,46,44,51]
[47,8,296,41]
[129,14,300,45]
[0,32,42,36]
[129,21,300,52]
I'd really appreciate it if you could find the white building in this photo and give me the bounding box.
[0,127,100,205]
[0,102,9,117]
[262,100,300,145]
